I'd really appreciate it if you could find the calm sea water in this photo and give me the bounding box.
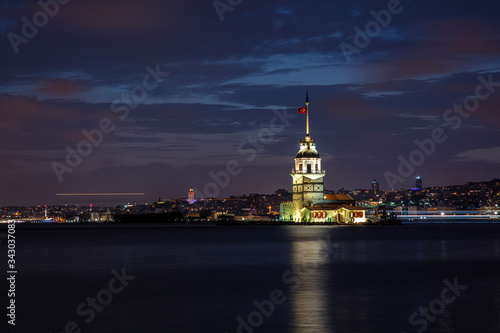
[2,222,500,333]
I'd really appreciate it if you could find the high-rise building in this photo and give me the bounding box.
[372,179,379,194]
[187,186,195,204]
[415,176,422,190]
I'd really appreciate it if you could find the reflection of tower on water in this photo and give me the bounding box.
[286,229,333,332]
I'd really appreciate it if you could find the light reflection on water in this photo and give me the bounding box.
[7,223,500,333]
[286,229,331,333]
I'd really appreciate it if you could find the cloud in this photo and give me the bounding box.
[36,78,89,96]
[369,18,500,81]
[362,91,405,98]
[1,0,500,204]
[455,147,500,163]
[58,0,188,32]
[0,94,75,130]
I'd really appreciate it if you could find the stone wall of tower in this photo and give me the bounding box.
[302,175,324,207]
[279,201,293,221]
[291,174,304,221]
[290,174,324,221]
[292,192,303,221]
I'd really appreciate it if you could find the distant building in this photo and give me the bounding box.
[154,197,167,213]
[100,208,113,222]
[279,92,366,223]
[188,185,195,204]
[274,189,289,197]
[415,176,423,190]
[372,179,380,194]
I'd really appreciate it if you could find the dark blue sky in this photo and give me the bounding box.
[1,0,500,205]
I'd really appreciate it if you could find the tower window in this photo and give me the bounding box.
[298,164,303,171]
[307,164,311,173]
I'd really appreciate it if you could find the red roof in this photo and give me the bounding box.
[323,194,354,201]
[306,204,366,211]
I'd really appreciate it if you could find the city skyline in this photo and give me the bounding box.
[1,0,500,205]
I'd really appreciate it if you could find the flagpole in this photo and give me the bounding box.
[305,90,309,136]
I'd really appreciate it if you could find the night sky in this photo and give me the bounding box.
[1,0,500,205]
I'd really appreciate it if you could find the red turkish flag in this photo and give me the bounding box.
[298,107,307,114]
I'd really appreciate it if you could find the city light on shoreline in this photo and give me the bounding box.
[56,193,145,196]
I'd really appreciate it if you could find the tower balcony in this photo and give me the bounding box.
[291,169,325,174]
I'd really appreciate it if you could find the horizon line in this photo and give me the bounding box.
[56,193,145,196]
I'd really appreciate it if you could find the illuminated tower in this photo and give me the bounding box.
[372,179,379,194]
[187,186,195,204]
[290,91,325,221]
[415,176,422,190]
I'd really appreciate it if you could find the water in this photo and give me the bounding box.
[2,223,500,333]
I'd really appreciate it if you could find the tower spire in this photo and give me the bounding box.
[305,90,309,136]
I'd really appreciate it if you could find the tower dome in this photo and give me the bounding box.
[296,135,320,158]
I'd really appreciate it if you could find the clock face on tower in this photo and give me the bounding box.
[304,184,313,191]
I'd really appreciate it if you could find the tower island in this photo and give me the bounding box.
[279,92,367,223]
